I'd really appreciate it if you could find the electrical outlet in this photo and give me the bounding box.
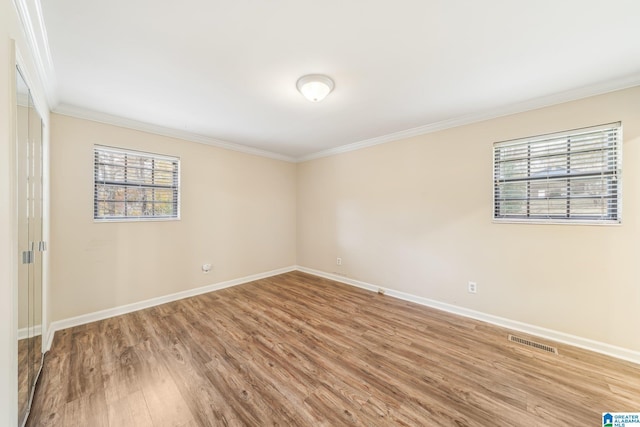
[202,263,212,273]
[336,257,342,266]
[468,281,477,293]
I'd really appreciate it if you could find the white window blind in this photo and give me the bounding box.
[94,146,180,220]
[493,122,622,223]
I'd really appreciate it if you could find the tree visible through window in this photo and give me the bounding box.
[94,146,180,220]
[493,122,621,223]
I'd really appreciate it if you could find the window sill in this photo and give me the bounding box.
[93,217,181,223]
[492,218,621,226]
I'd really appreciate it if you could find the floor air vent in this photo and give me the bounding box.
[508,334,558,354]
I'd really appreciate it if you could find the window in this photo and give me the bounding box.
[94,146,180,220]
[493,122,621,223]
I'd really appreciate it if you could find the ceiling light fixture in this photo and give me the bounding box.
[296,74,334,102]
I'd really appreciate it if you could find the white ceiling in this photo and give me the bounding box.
[39,0,640,161]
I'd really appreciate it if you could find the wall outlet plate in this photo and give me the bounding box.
[468,281,477,293]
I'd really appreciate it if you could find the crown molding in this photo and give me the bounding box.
[54,104,297,163]
[10,0,640,163]
[52,74,640,164]
[13,0,58,108]
[296,74,640,162]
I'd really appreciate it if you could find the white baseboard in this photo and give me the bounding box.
[44,327,55,354]
[45,266,296,351]
[295,266,640,365]
[43,264,640,365]
[17,324,41,341]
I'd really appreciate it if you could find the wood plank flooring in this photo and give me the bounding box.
[27,271,640,426]
[18,337,29,422]
[20,334,43,424]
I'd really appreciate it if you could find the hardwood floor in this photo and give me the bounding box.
[20,334,43,424]
[27,271,640,426]
[18,337,29,422]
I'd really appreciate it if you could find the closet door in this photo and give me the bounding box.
[28,87,43,396]
[16,67,30,427]
[16,65,44,427]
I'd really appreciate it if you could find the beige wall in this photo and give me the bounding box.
[50,114,296,321]
[297,86,640,352]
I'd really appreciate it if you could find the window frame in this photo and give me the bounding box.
[492,122,622,225]
[93,145,181,222]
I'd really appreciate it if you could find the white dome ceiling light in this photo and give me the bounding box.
[296,74,334,102]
